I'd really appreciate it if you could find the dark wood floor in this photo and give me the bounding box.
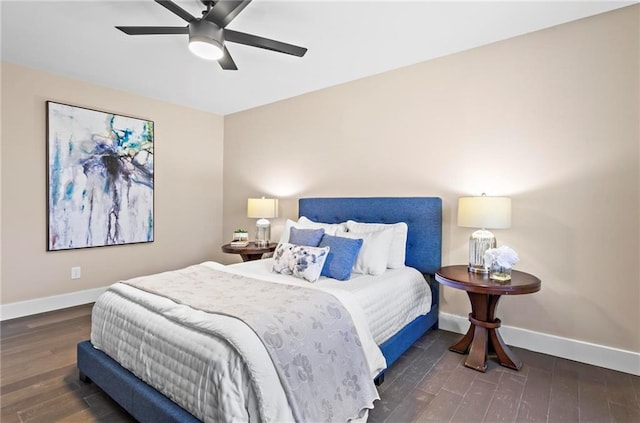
[368,330,640,423]
[1,305,639,423]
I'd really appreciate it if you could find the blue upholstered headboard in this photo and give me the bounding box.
[298,197,442,275]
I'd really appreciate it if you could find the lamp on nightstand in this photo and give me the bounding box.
[458,194,511,273]
[247,197,278,247]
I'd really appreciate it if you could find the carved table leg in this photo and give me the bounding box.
[449,293,475,354]
[487,295,522,370]
[449,292,522,372]
[463,292,490,372]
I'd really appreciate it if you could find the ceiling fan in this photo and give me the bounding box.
[116,0,307,70]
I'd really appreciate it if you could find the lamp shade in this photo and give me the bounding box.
[247,198,278,219]
[458,196,511,229]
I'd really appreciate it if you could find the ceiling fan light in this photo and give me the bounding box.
[188,37,223,61]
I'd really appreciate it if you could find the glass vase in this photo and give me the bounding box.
[489,263,512,282]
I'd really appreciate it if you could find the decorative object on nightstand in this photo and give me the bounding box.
[458,193,511,273]
[484,245,519,282]
[231,229,249,247]
[247,197,278,247]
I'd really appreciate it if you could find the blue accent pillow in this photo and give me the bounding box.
[289,227,325,247]
[318,234,363,281]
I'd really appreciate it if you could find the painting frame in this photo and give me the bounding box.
[46,101,154,251]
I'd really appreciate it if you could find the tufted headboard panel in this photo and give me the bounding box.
[298,197,442,275]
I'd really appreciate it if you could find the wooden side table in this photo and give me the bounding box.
[435,265,541,372]
[221,242,277,262]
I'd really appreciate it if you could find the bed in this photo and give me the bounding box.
[77,196,442,422]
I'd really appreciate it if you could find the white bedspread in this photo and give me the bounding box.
[91,261,393,423]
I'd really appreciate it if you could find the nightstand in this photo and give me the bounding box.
[435,265,541,372]
[221,242,277,262]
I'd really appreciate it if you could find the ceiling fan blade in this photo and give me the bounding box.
[218,46,238,70]
[155,0,196,22]
[224,30,307,57]
[203,0,252,28]
[116,26,189,35]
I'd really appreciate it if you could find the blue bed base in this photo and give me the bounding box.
[77,340,200,422]
[77,196,442,422]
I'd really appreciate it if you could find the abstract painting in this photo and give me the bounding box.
[47,102,154,251]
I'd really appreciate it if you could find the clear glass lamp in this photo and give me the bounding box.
[247,197,278,247]
[457,194,511,273]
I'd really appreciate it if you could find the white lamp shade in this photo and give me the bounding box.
[247,198,278,219]
[458,196,511,229]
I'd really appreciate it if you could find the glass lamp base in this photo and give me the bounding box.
[255,219,271,248]
[468,264,489,274]
[468,229,496,274]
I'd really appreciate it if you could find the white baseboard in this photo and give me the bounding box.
[439,312,640,376]
[0,286,108,321]
[2,291,638,376]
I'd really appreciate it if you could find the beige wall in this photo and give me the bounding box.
[224,6,640,353]
[0,6,637,356]
[1,62,225,304]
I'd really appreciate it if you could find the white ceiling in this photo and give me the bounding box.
[1,1,634,115]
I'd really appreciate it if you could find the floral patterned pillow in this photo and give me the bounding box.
[272,243,330,283]
[272,243,295,275]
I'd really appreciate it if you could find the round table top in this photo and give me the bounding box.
[221,242,277,254]
[436,265,541,295]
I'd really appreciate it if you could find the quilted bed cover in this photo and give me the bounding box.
[90,260,431,422]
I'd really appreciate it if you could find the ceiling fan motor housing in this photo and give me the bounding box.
[189,20,224,47]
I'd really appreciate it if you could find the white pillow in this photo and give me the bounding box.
[337,229,393,276]
[279,216,347,244]
[298,216,347,234]
[345,220,408,269]
[271,242,330,283]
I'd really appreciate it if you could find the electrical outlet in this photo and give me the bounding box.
[71,266,81,279]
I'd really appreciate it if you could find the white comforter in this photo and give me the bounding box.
[91,261,388,422]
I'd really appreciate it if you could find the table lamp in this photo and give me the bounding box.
[247,197,278,247]
[457,194,511,273]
